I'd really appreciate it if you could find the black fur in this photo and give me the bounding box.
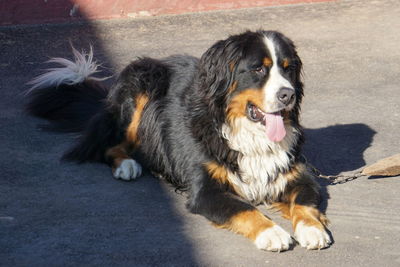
[26,81,108,133]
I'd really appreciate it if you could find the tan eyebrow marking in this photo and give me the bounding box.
[263,57,272,67]
[282,58,289,68]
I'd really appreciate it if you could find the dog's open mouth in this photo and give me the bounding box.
[247,103,286,142]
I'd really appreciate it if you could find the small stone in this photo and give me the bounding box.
[362,154,400,177]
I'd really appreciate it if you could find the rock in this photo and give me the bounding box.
[362,154,400,176]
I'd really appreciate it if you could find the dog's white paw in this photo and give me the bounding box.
[113,159,142,181]
[295,221,331,250]
[255,225,293,252]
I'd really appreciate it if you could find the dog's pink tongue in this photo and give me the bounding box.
[264,112,286,142]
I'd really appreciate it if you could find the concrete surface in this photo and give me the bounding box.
[1,0,400,265]
[0,0,334,26]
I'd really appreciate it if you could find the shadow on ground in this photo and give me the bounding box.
[303,123,376,175]
[0,2,197,265]
[302,123,376,215]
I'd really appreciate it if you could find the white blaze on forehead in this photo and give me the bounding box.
[262,37,293,112]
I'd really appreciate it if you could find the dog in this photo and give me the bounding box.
[26,30,331,251]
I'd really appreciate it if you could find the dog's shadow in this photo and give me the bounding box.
[302,123,376,213]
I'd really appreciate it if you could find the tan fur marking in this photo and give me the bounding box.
[204,161,246,195]
[282,58,289,69]
[271,202,291,220]
[226,89,264,123]
[205,161,230,184]
[273,201,328,230]
[271,163,328,229]
[227,80,238,94]
[263,57,272,67]
[106,143,130,170]
[229,61,236,72]
[126,94,149,144]
[283,163,309,183]
[291,205,328,229]
[218,210,275,241]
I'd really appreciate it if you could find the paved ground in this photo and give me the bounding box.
[1,0,400,266]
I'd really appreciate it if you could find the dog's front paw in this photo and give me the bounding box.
[113,159,142,181]
[294,221,331,250]
[255,225,293,252]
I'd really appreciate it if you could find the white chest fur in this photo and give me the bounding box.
[222,118,298,204]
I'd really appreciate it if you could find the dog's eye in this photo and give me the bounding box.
[284,64,297,73]
[253,66,264,74]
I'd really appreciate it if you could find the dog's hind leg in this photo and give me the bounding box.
[105,142,142,181]
[105,93,149,180]
[104,57,169,180]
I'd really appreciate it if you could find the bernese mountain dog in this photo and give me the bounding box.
[26,30,331,252]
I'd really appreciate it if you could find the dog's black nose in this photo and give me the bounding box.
[277,87,295,105]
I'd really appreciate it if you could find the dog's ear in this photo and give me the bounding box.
[198,36,242,103]
[293,48,304,103]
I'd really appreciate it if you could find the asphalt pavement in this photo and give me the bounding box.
[1,0,399,266]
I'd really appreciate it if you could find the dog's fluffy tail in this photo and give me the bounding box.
[26,47,122,163]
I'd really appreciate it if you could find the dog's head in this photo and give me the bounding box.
[199,30,303,143]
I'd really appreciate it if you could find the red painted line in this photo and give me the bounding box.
[0,0,336,26]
